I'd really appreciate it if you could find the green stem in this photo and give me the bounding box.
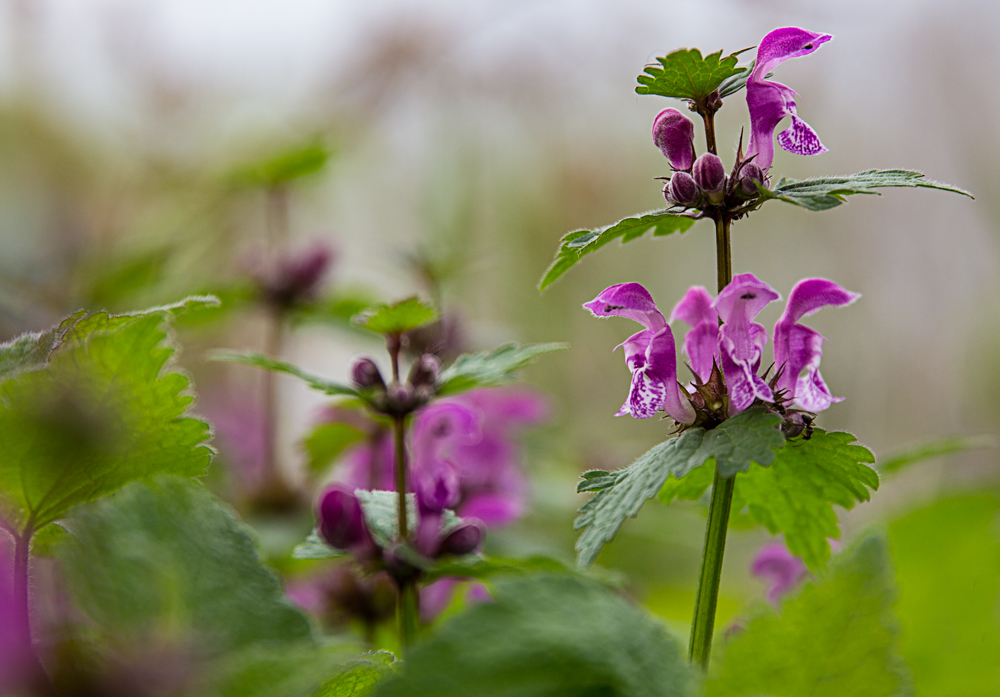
[700,109,718,155]
[398,581,420,649]
[688,213,734,670]
[391,413,418,648]
[393,415,408,541]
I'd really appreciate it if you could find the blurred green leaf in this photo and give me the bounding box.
[61,478,311,656]
[316,652,398,697]
[0,310,82,382]
[208,351,361,398]
[575,408,783,567]
[293,292,379,330]
[888,494,1000,695]
[758,169,972,212]
[706,535,909,697]
[234,141,332,187]
[373,574,693,697]
[635,48,742,103]
[0,298,216,534]
[304,422,367,474]
[80,247,172,309]
[437,343,567,396]
[539,210,697,291]
[292,530,347,560]
[878,434,996,473]
[352,298,437,336]
[734,430,878,571]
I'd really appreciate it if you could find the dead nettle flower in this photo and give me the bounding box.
[252,241,334,309]
[652,108,696,170]
[584,275,858,426]
[751,542,808,603]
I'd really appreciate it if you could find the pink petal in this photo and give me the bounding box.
[584,283,667,331]
[777,115,828,157]
[670,286,717,327]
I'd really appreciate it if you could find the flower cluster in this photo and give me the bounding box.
[584,274,858,429]
[655,27,831,212]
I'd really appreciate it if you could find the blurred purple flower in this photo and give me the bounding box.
[251,241,334,309]
[419,578,493,624]
[746,27,832,172]
[316,485,378,560]
[751,542,807,603]
[202,394,268,493]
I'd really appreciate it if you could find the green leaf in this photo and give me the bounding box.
[422,555,580,585]
[635,48,742,104]
[355,490,417,549]
[888,494,1000,695]
[0,311,83,382]
[759,169,973,212]
[733,430,878,570]
[316,652,398,697]
[208,351,361,398]
[352,298,437,336]
[437,343,567,396]
[0,301,216,533]
[59,478,312,656]
[539,210,697,290]
[706,535,909,697]
[878,434,996,473]
[304,422,367,473]
[373,574,693,697]
[574,408,783,566]
[234,141,332,187]
[292,529,347,560]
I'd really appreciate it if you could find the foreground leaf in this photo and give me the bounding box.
[706,535,909,697]
[437,343,567,395]
[888,494,1000,695]
[0,301,215,533]
[353,298,437,336]
[209,351,361,398]
[539,210,697,290]
[374,575,693,697]
[575,409,782,566]
[60,478,311,656]
[0,311,82,382]
[635,48,742,104]
[759,169,972,212]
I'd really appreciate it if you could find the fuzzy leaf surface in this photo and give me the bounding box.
[209,351,361,398]
[733,430,878,570]
[373,574,692,697]
[759,169,972,211]
[352,297,437,335]
[539,210,696,290]
[0,300,215,533]
[60,478,311,656]
[574,408,783,566]
[635,48,742,102]
[437,342,567,395]
[706,536,909,697]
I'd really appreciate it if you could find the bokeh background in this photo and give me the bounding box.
[0,0,996,677]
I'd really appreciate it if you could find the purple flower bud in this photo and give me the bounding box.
[692,153,727,204]
[738,162,765,197]
[316,486,372,552]
[652,108,696,171]
[438,521,484,557]
[351,357,385,390]
[666,171,702,208]
[255,242,333,308]
[407,354,441,388]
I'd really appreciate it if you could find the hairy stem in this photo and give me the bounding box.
[700,109,718,155]
[387,334,402,384]
[689,213,734,670]
[13,528,53,693]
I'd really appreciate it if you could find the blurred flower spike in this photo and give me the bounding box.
[252,240,334,309]
[751,542,808,603]
[585,275,858,428]
[746,27,833,173]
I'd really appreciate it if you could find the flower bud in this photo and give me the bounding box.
[386,382,415,414]
[652,108,695,171]
[407,354,441,389]
[255,242,333,309]
[692,153,727,204]
[666,171,702,208]
[438,521,484,557]
[316,486,371,552]
[738,162,765,197]
[350,357,385,390]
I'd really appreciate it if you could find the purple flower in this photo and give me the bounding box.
[746,27,832,173]
[583,283,696,424]
[252,241,334,309]
[316,485,378,559]
[652,108,696,171]
[751,542,807,603]
[670,286,719,383]
[773,278,860,412]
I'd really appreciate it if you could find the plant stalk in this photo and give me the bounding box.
[398,581,419,649]
[391,412,419,648]
[688,213,734,670]
[392,415,409,541]
[12,527,53,694]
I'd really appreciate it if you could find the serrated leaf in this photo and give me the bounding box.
[888,494,1000,695]
[355,490,419,549]
[0,302,215,534]
[373,574,693,697]
[437,343,567,395]
[316,652,398,697]
[635,48,742,104]
[732,430,878,570]
[706,535,909,697]
[60,478,311,656]
[292,529,347,560]
[539,210,697,290]
[878,434,996,473]
[352,298,437,336]
[303,422,367,473]
[208,351,361,398]
[574,408,783,567]
[759,169,973,212]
